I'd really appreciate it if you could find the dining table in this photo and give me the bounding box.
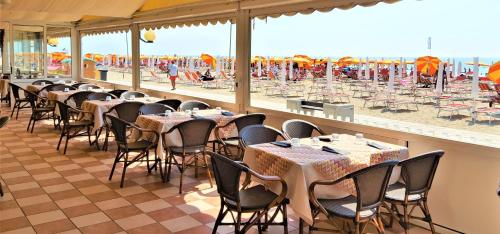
[133,109,240,159]
[243,134,409,225]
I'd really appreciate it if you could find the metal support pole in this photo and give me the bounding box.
[235,9,251,113]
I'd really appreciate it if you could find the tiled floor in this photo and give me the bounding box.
[0,105,428,233]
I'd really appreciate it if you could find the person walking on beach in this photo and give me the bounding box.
[168,60,178,90]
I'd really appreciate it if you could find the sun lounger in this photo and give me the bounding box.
[473,107,500,125]
[437,103,471,120]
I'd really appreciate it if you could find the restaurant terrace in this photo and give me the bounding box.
[0,0,499,233]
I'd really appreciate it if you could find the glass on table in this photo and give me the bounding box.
[311,137,320,146]
[129,95,135,100]
[331,133,340,141]
[165,110,172,117]
[355,133,364,145]
[290,138,300,147]
[216,107,222,113]
[192,107,200,115]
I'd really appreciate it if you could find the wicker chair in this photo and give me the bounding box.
[120,91,147,99]
[215,113,266,159]
[78,84,101,91]
[99,101,144,151]
[308,160,399,234]
[87,92,117,101]
[0,116,10,197]
[179,100,210,111]
[9,83,30,119]
[108,89,128,98]
[156,99,182,111]
[239,125,286,148]
[41,84,75,92]
[32,80,54,85]
[162,118,216,193]
[382,150,444,234]
[65,91,93,109]
[210,152,289,234]
[56,101,94,154]
[139,103,175,115]
[282,119,325,139]
[71,82,88,89]
[25,91,54,133]
[105,114,159,188]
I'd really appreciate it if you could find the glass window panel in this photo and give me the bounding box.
[12,25,44,78]
[46,27,71,78]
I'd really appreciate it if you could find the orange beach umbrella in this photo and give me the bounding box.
[487,61,500,84]
[200,53,216,67]
[416,56,441,75]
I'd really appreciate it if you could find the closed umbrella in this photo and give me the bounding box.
[365,58,370,80]
[398,57,404,79]
[289,58,294,80]
[281,60,287,85]
[215,57,220,77]
[435,62,444,94]
[326,58,333,89]
[257,60,262,77]
[457,61,462,76]
[471,57,480,98]
[487,61,500,84]
[230,58,235,75]
[388,62,395,91]
[373,62,379,86]
[266,57,270,74]
[357,59,362,79]
[412,64,418,84]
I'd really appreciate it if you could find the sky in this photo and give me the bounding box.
[51,0,500,59]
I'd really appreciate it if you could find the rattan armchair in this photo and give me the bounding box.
[210,152,289,234]
[282,119,326,139]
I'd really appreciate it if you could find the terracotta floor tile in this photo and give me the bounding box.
[71,179,101,188]
[26,209,67,225]
[147,206,187,222]
[21,202,60,216]
[124,192,160,204]
[0,171,30,179]
[0,207,24,221]
[3,176,36,185]
[70,211,111,228]
[16,194,52,207]
[65,173,95,183]
[176,225,213,234]
[79,221,122,234]
[10,187,46,199]
[43,182,75,193]
[7,181,40,192]
[33,218,76,234]
[36,177,68,187]
[160,215,202,233]
[190,210,218,224]
[55,196,91,209]
[85,190,121,203]
[49,189,83,201]
[127,223,172,234]
[27,167,56,175]
[78,184,110,195]
[0,200,19,210]
[62,204,101,218]
[114,213,156,230]
[95,197,131,210]
[103,205,143,220]
[135,199,172,213]
[32,171,62,181]
[0,217,33,232]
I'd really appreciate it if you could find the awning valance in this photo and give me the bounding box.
[80,26,130,36]
[139,13,235,30]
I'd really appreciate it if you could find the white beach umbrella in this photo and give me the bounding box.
[289,58,294,80]
[373,62,379,86]
[266,57,270,74]
[457,61,462,76]
[124,56,128,68]
[388,62,395,91]
[357,59,362,79]
[365,58,370,80]
[190,57,195,72]
[435,62,444,94]
[446,58,451,80]
[230,58,235,75]
[452,58,456,77]
[215,57,221,77]
[257,60,262,77]
[326,58,333,88]
[412,64,418,84]
[281,60,287,85]
[402,59,407,77]
[398,57,404,79]
[471,57,479,99]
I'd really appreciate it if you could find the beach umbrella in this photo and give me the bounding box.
[280,60,287,85]
[435,62,444,94]
[326,58,333,89]
[215,57,221,77]
[457,61,462,76]
[230,58,235,75]
[416,56,440,75]
[289,58,294,80]
[337,56,353,67]
[189,57,195,72]
[465,61,490,67]
[373,62,379,86]
[201,53,216,68]
[266,57,270,74]
[398,57,404,79]
[388,62,395,91]
[452,59,456,76]
[487,61,500,84]
[357,59,363,79]
[471,57,480,98]
[365,58,370,80]
[446,59,452,80]
[412,63,418,84]
[257,60,262,77]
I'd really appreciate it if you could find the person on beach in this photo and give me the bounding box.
[168,60,178,90]
[201,69,215,81]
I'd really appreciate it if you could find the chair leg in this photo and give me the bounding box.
[178,156,185,193]
[120,152,129,188]
[421,200,436,234]
[403,204,409,234]
[282,204,289,234]
[10,101,17,117]
[235,212,242,234]
[87,126,92,146]
[57,126,65,150]
[109,149,122,181]
[354,221,360,234]
[203,153,213,188]
[212,205,225,234]
[16,104,21,119]
[0,181,3,197]
[166,154,173,182]
[194,153,199,178]
[63,128,70,154]
[27,115,32,132]
[146,150,151,174]
[30,116,36,133]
